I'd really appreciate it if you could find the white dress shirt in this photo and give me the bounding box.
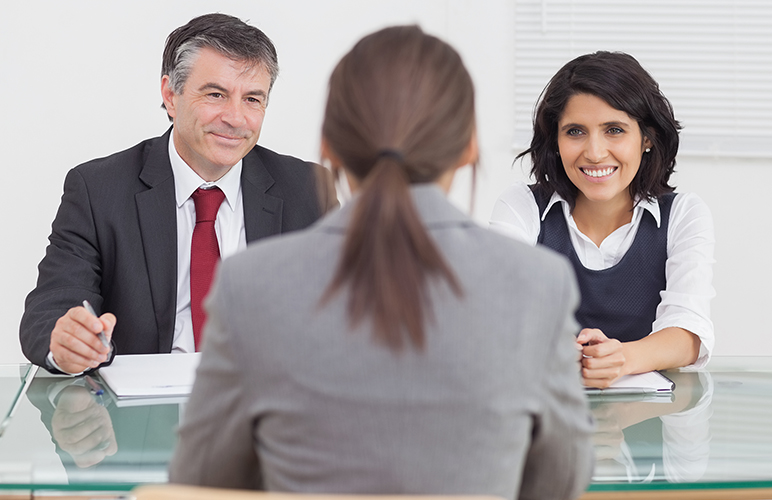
[489,181,715,368]
[168,133,247,353]
[47,132,248,374]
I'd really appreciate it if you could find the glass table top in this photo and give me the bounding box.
[0,357,771,493]
[588,357,772,492]
[0,365,178,491]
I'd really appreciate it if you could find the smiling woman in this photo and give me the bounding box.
[490,51,716,389]
[557,93,651,244]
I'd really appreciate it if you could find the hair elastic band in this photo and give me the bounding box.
[376,149,405,163]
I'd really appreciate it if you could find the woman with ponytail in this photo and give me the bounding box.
[171,26,593,499]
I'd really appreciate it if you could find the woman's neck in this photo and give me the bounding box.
[571,193,635,247]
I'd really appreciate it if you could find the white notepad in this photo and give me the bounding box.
[585,370,675,395]
[98,353,201,400]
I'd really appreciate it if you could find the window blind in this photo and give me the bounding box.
[513,0,772,158]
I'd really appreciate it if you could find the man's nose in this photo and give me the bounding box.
[221,100,247,129]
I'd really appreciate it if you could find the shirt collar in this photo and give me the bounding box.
[542,191,662,228]
[168,130,242,211]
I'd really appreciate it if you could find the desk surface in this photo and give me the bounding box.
[587,357,772,495]
[0,358,771,494]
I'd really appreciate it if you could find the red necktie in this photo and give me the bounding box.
[190,187,226,351]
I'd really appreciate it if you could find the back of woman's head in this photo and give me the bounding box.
[321,25,475,351]
[524,51,681,206]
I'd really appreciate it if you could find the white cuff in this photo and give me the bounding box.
[46,351,85,377]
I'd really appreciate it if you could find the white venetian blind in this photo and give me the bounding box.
[514,0,772,158]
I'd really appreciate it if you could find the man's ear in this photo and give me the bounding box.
[161,75,177,119]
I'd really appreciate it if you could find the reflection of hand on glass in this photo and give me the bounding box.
[51,385,117,468]
[590,371,714,483]
[592,404,628,462]
[662,371,713,482]
[591,397,680,481]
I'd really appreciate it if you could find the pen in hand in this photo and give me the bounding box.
[82,300,110,348]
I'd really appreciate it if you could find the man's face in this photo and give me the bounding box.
[162,46,271,181]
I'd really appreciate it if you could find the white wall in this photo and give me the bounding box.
[672,155,772,357]
[0,1,767,363]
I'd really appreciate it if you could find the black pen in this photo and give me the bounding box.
[82,300,110,348]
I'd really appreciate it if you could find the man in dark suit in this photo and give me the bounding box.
[20,13,335,375]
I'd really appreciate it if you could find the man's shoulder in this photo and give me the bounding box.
[72,134,168,178]
[245,145,320,183]
[242,145,332,205]
[248,144,311,168]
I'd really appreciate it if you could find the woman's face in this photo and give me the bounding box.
[557,93,652,208]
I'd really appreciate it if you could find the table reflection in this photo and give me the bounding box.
[3,360,772,493]
[25,375,179,484]
[590,371,713,484]
[50,384,118,468]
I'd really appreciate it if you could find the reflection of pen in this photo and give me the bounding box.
[82,300,110,348]
[84,375,104,396]
[85,375,106,407]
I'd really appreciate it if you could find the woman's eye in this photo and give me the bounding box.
[566,128,583,136]
[607,127,624,134]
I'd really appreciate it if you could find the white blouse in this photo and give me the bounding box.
[490,181,715,368]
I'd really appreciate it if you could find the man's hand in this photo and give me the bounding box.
[50,306,116,374]
[577,328,626,388]
[51,385,117,468]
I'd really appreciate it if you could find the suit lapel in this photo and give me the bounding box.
[136,129,177,352]
[241,148,284,243]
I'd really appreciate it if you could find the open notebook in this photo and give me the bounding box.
[585,370,675,395]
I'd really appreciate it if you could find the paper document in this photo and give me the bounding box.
[98,353,201,399]
[585,370,675,396]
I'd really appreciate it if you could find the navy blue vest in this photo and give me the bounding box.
[533,188,675,343]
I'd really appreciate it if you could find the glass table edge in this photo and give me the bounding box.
[3,360,772,492]
[587,480,772,492]
[1,480,771,493]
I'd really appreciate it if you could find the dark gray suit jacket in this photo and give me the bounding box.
[20,128,335,369]
[170,185,594,499]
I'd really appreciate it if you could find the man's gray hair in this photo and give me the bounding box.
[161,13,279,117]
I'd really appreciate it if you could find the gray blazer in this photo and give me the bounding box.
[170,185,594,499]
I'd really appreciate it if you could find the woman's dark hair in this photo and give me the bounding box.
[519,51,681,208]
[320,25,475,351]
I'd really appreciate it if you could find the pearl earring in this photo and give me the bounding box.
[645,148,651,153]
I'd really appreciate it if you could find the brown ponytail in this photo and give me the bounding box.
[321,26,475,351]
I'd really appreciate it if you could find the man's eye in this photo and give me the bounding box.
[209,93,223,99]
